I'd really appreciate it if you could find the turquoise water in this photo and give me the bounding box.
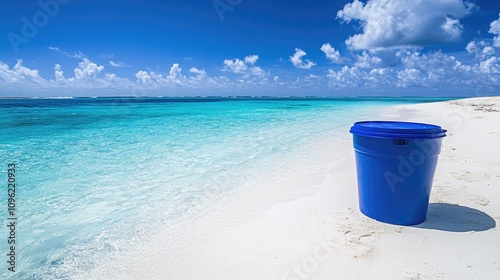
[0,97,452,279]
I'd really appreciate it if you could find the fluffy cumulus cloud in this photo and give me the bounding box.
[327,66,368,88]
[490,14,500,48]
[466,41,491,58]
[321,43,341,63]
[222,55,268,77]
[460,14,500,84]
[189,67,207,80]
[0,57,273,96]
[479,57,500,75]
[135,70,153,85]
[337,0,475,50]
[248,66,266,76]
[68,59,132,89]
[0,58,135,93]
[244,55,259,65]
[223,58,247,74]
[325,47,500,92]
[167,63,183,84]
[0,59,44,85]
[355,51,382,68]
[290,48,316,69]
[73,58,104,80]
[134,63,187,87]
[54,64,65,83]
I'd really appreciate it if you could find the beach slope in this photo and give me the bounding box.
[82,97,500,280]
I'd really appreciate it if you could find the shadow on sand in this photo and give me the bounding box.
[414,203,496,232]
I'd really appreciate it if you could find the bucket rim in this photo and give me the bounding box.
[350,121,447,139]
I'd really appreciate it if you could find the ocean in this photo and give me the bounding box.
[0,97,452,279]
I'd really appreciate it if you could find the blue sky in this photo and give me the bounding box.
[1,0,499,97]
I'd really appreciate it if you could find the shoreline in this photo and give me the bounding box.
[80,97,500,279]
[0,96,459,101]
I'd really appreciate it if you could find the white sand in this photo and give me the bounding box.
[82,97,500,279]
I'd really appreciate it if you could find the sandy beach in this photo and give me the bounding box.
[80,97,500,280]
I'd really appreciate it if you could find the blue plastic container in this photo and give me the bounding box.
[350,121,446,225]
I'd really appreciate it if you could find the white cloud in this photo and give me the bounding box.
[65,58,133,89]
[463,18,500,84]
[54,64,65,83]
[0,59,135,92]
[167,63,183,84]
[133,63,187,87]
[355,51,382,68]
[244,55,259,65]
[189,67,207,81]
[222,55,268,77]
[189,67,206,75]
[105,73,117,81]
[396,68,424,88]
[337,0,474,50]
[2,45,498,96]
[49,46,85,59]
[13,60,42,81]
[327,66,362,88]
[489,14,500,34]
[479,57,500,74]
[249,66,267,76]
[464,16,500,72]
[109,61,131,67]
[290,48,316,69]
[441,17,463,41]
[0,59,44,85]
[398,51,474,85]
[321,43,341,63]
[102,73,133,88]
[324,49,489,91]
[73,58,104,80]
[70,52,85,59]
[482,46,496,57]
[135,70,153,85]
[465,40,497,59]
[489,13,500,48]
[223,58,247,73]
[466,41,479,55]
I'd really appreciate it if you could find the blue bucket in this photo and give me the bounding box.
[350,121,446,225]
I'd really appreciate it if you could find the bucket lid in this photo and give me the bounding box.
[350,121,447,139]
